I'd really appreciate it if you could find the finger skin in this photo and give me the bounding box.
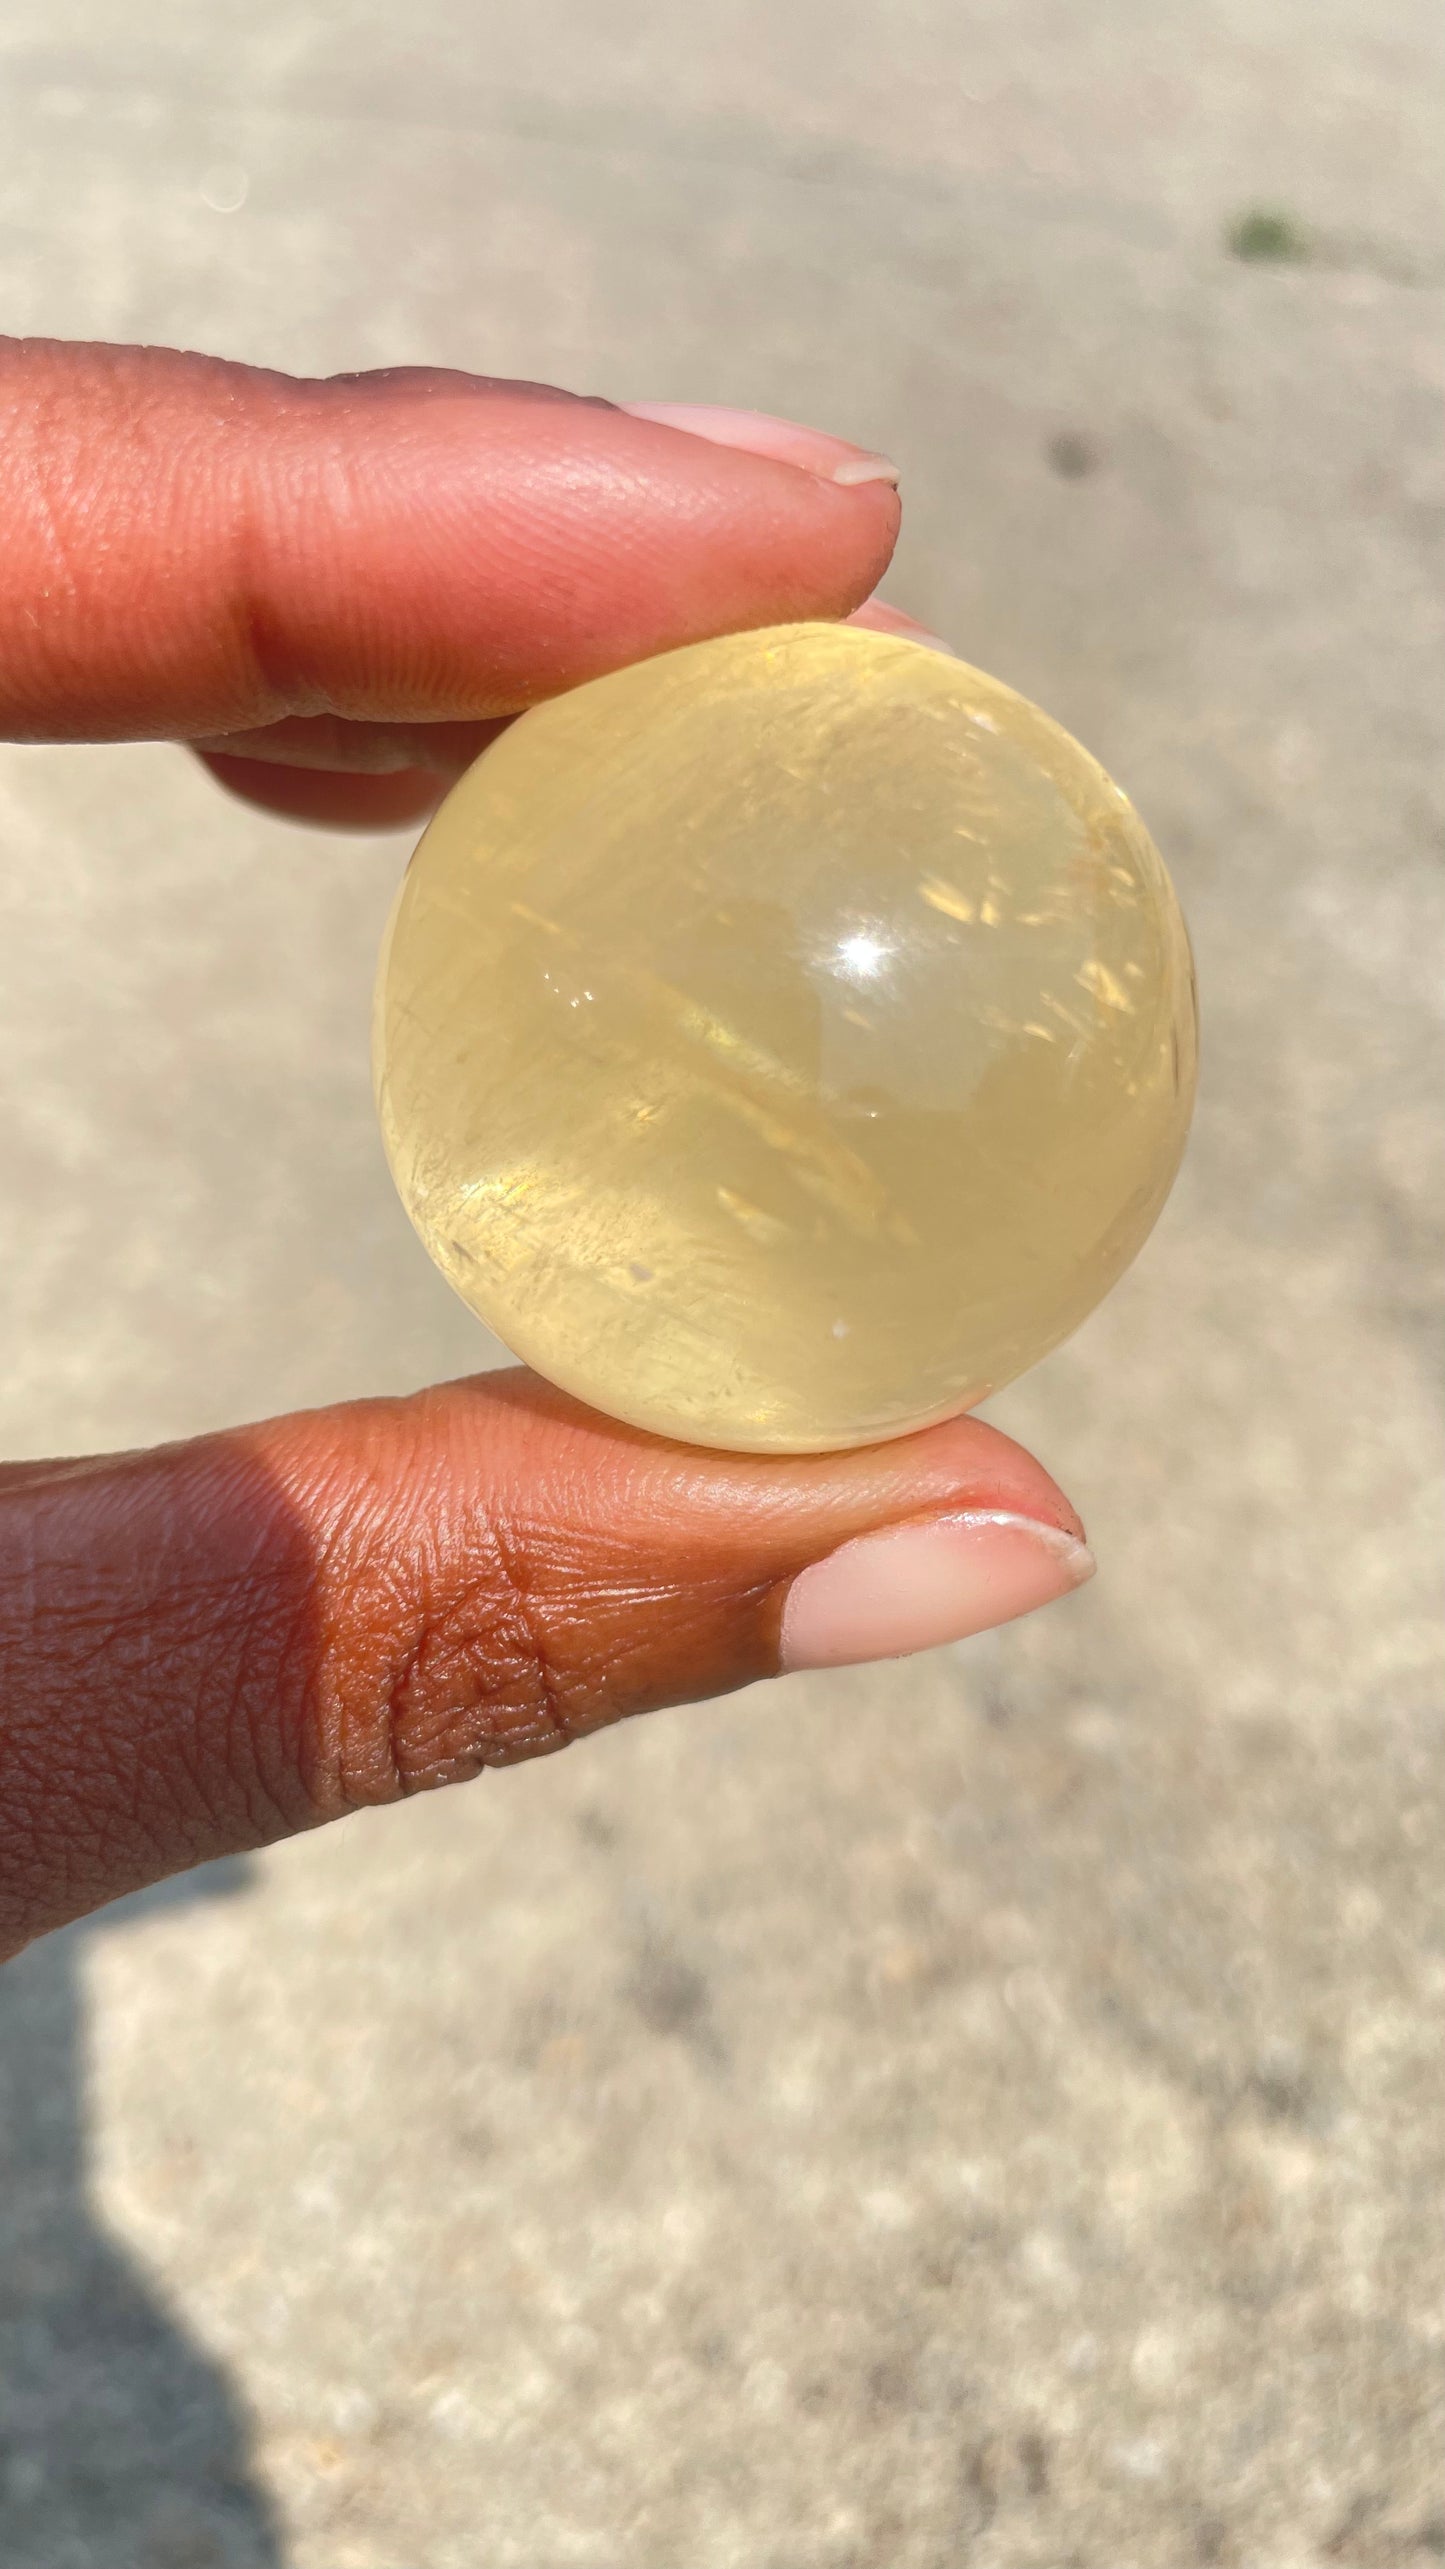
[0,1373,1081,1958]
[202,601,952,830]
[0,341,899,747]
[200,751,446,832]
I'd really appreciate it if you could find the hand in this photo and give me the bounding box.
[0,339,1094,1959]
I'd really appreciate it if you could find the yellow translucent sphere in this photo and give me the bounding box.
[375,623,1196,1453]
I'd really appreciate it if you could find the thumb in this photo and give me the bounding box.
[0,1372,1092,1957]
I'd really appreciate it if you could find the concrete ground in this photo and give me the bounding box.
[1,3,1442,2561]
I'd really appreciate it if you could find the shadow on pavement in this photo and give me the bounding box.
[0,1862,283,2569]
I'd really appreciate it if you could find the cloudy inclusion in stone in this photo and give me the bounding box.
[375,623,1197,1453]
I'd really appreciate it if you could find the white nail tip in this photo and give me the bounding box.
[829,454,902,488]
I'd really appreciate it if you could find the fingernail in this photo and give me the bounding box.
[621,401,899,489]
[847,598,957,655]
[780,1512,1095,1673]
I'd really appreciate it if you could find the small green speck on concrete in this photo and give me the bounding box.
[1228,208,1312,263]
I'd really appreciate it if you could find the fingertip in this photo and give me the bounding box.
[779,1513,1095,1672]
[847,596,955,655]
[619,401,899,490]
[196,750,444,832]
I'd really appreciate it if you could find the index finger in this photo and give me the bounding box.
[0,339,900,744]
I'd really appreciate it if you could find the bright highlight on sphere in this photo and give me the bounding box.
[375,623,1197,1453]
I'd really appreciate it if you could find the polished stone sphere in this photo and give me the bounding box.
[375,623,1197,1452]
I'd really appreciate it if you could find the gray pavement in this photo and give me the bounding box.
[1,4,1443,2562]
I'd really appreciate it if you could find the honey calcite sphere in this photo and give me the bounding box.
[375,623,1196,1453]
